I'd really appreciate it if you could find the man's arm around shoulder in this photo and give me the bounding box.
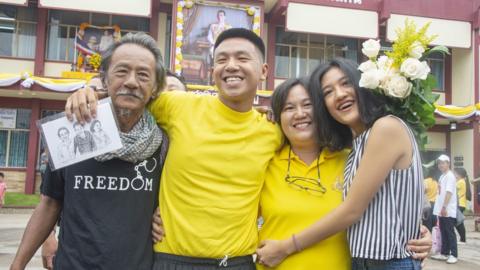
[10,195,61,270]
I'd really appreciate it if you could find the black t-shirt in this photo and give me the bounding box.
[42,142,166,270]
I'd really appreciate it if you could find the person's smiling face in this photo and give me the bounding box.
[212,37,267,109]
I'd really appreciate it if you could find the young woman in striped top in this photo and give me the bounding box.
[256,58,426,270]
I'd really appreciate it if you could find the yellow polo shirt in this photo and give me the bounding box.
[424,177,438,203]
[258,145,351,270]
[149,91,282,258]
[457,178,466,208]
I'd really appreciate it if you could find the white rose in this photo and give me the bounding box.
[358,60,377,73]
[384,74,412,98]
[377,55,392,71]
[361,39,381,58]
[418,61,431,80]
[400,58,430,80]
[359,70,380,89]
[409,41,425,59]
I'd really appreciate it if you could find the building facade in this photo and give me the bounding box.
[0,0,479,213]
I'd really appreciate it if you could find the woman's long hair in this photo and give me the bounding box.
[308,58,387,151]
[454,167,472,201]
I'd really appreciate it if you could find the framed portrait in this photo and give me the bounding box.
[75,23,122,72]
[172,0,263,85]
[38,98,123,170]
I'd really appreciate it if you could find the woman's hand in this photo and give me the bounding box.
[408,225,432,263]
[151,207,165,243]
[256,239,295,267]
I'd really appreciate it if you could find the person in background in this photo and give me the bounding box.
[39,149,49,176]
[0,172,6,208]
[454,167,471,244]
[431,154,458,264]
[423,168,438,232]
[164,70,187,92]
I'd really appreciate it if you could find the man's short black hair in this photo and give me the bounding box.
[0,172,4,178]
[213,28,265,60]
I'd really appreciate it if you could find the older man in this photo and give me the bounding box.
[10,32,168,270]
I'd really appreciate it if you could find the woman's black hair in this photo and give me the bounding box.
[271,77,311,145]
[454,167,472,201]
[308,58,387,151]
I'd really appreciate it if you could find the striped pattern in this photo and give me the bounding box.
[343,117,424,260]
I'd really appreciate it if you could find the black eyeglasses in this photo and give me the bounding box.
[284,146,326,196]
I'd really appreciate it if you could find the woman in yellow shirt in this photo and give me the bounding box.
[423,169,438,231]
[454,167,470,243]
[258,78,351,270]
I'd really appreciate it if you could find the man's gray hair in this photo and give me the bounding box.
[100,32,166,94]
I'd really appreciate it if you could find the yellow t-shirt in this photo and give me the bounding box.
[424,177,438,203]
[258,145,351,270]
[457,178,466,208]
[149,91,282,257]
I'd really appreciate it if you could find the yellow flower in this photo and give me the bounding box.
[89,53,102,70]
[386,19,436,68]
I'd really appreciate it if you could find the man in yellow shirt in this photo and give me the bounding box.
[148,29,281,270]
[454,167,469,243]
[423,169,438,231]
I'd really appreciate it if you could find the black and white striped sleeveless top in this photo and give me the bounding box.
[343,117,424,260]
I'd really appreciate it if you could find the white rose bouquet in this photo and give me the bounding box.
[358,19,449,149]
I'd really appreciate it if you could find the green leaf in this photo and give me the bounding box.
[412,90,435,109]
[421,45,450,60]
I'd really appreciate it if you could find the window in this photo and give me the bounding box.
[164,15,172,69]
[274,27,358,78]
[0,108,31,168]
[426,52,445,91]
[46,10,149,62]
[0,4,37,58]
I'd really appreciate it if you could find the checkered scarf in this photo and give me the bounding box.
[95,110,163,163]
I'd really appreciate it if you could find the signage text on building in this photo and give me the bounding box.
[331,0,362,4]
[0,109,17,129]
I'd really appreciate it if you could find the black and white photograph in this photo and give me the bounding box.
[38,98,122,170]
